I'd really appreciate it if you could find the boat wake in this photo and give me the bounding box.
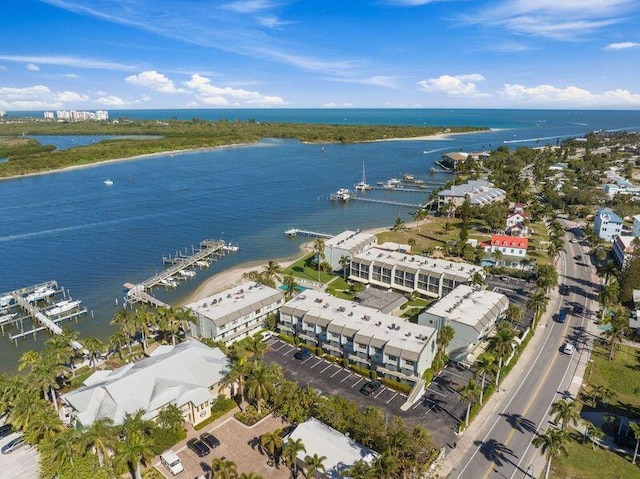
[503,134,573,144]
[422,147,449,155]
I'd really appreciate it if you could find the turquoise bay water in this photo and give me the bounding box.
[1,108,639,372]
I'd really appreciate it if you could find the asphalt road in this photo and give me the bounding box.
[451,221,594,479]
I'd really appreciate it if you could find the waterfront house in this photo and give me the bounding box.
[613,235,637,269]
[594,208,623,242]
[60,340,227,428]
[505,211,530,236]
[418,285,509,362]
[184,282,284,345]
[482,234,528,257]
[279,290,438,384]
[287,417,378,478]
[349,247,484,299]
[437,180,506,208]
[323,230,377,271]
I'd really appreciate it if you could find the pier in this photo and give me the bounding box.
[371,186,430,193]
[124,238,230,307]
[284,228,333,239]
[350,197,425,208]
[0,280,87,349]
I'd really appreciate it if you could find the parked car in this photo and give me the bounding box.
[187,438,210,457]
[160,449,184,476]
[199,432,220,449]
[260,330,275,342]
[559,284,570,295]
[360,380,382,396]
[0,424,13,439]
[573,255,582,260]
[1,436,25,454]
[294,348,311,360]
[573,304,584,314]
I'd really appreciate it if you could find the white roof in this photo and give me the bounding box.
[62,340,227,426]
[325,230,376,252]
[353,247,483,282]
[288,418,378,478]
[282,290,437,357]
[424,285,509,332]
[184,281,283,327]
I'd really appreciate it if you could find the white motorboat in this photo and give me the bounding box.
[382,178,402,189]
[0,295,13,307]
[222,244,240,252]
[0,313,17,322]
[355,162,372,191]
[104,179,114,186]
[330,188,353,202]
[178,269,196,278]
[196,260,211,267]
[26,287,56,302]
[46,300,82,317]
[159,278,178,288]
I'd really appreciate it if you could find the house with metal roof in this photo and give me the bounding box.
[349,247,483,298]
[287,417,378,479]
[185,282,284,345]
[594,207,623,242]
[60,340,228,428]
[279,290,438,383]
[323,230,377,271]
[418,285,509,362]
[437,180,506,208]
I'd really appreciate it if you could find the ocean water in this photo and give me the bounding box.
[1,108,639,372]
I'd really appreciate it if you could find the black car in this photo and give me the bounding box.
[199,432,220,449]
[573,304,584,314]
[0,424,13,439]
[187,438,210,457]
[360,380,382,396]
[559,284,570,295]
[294,348,311,360]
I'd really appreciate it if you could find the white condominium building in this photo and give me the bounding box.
[349,247,483,298]
[279,290,438,383]
[185,282,284,345]
[323,230,377,270]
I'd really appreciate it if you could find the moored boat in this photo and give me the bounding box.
[46,299,82,316]
[26,287,56,302]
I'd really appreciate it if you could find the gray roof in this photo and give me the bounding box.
[61,340,227,426]
[288,418,378,478]
[596,207,623,225]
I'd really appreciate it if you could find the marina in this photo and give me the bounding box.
[0,281,88,348]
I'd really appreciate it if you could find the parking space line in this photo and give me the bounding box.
[320,364,333,373]
[351,377,364,388]
[374,387,387,399]
[445,370,464,379]
[386,392,398,404]
[272,343,287,352]
[340,372,353,383]
[281,347,294,356]
[425,388,446,397]
[301,356,313,364]
[330,368,345,378]
[309,359,323,369]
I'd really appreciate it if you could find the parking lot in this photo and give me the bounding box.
[264,338,473,447]
[0,431,39,479]
[485,275,535,331]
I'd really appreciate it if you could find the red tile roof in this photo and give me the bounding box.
[489,234,528,249]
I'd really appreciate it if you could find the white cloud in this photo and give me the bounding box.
[605,41,640,50]
[501,82,640,106]
[95,95,126,105]
[258,15,289,28]
[221,0,274,13]
[63,73,79,78]
[0,65,7,71]
[0,84,94,109]
[0,54,135,71]
[26,63,40,71]
[55,91,89,102]
[418,73,488,96]
[125,70,184,93]
[385,0,438,5]
[183,73,286,106]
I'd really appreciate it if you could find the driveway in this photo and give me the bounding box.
[264,338,472,448]
[0,431,39,479]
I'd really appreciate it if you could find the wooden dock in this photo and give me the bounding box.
[371,186,432,193]
[350,197,425,208]
[284,228,333,239]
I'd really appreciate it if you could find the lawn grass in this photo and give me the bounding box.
[585,341,640,416]
[552,432,640,479]
[325,276,355,300]
[281,253,336,284]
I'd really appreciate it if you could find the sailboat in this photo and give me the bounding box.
[355,162,372,191]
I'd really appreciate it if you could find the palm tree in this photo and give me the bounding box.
[588,384,616,408]
[84,336,105,370]
[536,264,559,294]
[458,379,480,428]
[24,406,64,444]
[8,394,48,432]
[587,423,605,450]
[506,305,523,327]
[44,327,77,377]
[263,260,282,281]
[526,289,549,323]
[282,275,299,301]
[132,306,155,354]
[304,453,327,478]
[18,350,64,409]
[260,429,284,464]
[243,336,268,364]
[283,438,306,478]
[111,309,136,352]
[597,260,618,285]
[491,249,503,266]
[533,427,569,479]
[221,358,249,409]
[238,473,264,479]
[471,271,485,287]
[339,255,351,280]
[474,353,497,405]
[489,323,516,387]
[392,216,405,231]
[51,428,82,469]
[371,452,398,479]
[345,460,374,479]
[83,417,118,468]
[603,315,628,360]
[628,422,640,464]
[157,404,185,431]
[413,208,429,226]
[246,362,276,413]
[549,399,579,431]
[108,330,130,359]
[115,430,155,479]
[436,325,455,354]
[313,239,325,281]
[120,409,154,438]
[599,280,619,322]
[211,457,238,479]
[547,242,560,265]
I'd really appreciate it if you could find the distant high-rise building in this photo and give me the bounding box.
[52,110,109,121]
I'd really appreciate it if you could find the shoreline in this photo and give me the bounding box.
[178,223,410,305]
[0,129,485,182]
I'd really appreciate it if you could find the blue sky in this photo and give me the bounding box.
[1,0,640,110]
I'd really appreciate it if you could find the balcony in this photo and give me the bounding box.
[377,365,418,383]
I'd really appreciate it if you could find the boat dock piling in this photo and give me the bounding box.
[0,280,87,348]
[124,238,231,307]
[284,228,333,239]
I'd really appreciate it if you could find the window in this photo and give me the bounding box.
[405,272,415,289]
[418,273,428,290]
[372,265,382,281]
[382,268,392,284]
[404,359,415,367]
[394,270,404,285]
[387,355,397,362]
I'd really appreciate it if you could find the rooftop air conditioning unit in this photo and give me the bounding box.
[227,293,232,298]
[323,303,330,308]
[376,321,382,326]
[348,312,353,316]
[391,323,396,329]
[405,332,411,337]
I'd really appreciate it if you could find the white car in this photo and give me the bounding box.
[160,450,184,475]
[562,342,575,355]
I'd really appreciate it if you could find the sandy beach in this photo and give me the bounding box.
[178,222,417,305]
